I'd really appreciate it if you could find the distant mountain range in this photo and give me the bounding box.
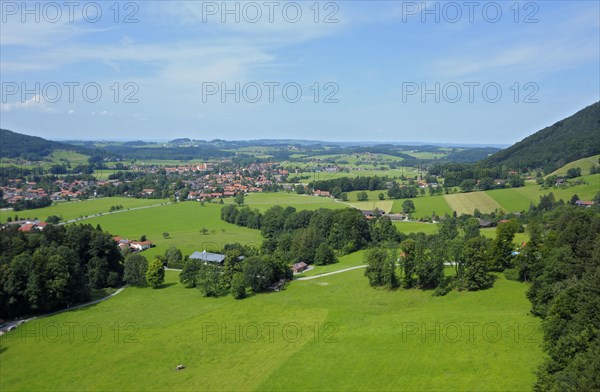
[3,101,599,171]
[484,101,600,172]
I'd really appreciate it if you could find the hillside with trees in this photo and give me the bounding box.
[0,129,91,160]
[483,101,600,173]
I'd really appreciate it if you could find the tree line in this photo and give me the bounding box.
[507,201,600,390]
[0,224,124,318]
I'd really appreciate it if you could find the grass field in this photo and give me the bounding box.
[0,268,543,391]
[0,197,169,224]
[391,195,453,218]
[84,202,263,259]
[347,200,395,213]
[548,154,600,177]
[444,192,502,215]
[394,221,440,235]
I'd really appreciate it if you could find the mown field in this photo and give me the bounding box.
[444,192,502,215]
[0,197,169,224]
[0,268,543,391]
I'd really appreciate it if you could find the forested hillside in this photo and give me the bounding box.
[484,102,600,172]
[0,129,90,160]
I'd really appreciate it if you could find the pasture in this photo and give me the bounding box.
[0,268,543,391]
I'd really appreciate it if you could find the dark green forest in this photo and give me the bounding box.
[484,101,600,172]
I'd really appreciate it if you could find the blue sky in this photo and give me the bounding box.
[1,1,598,145]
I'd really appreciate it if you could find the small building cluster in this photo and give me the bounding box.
[113,236,154,252]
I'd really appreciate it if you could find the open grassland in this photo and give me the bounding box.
[444,192,502,215]
[0,269,543,391]
[0,197,168,223]
[548,154,600,177]
[392,195,453,218]
[83,202,263,259]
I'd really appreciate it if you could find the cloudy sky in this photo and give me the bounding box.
[1,1,598,145]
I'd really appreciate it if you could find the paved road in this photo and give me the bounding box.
[296,265,368,280]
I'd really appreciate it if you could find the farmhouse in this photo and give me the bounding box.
[189,250,226,265]
[130,240,153,251]
[292,261,309,273]
[361,210,384,219]
[478,219,496,228]
[313,190,331,197]
[575,200,594,208]
[17,220,47,232]
[112,236,153,252]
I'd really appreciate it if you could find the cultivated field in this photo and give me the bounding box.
[444,192,502,215]
[0,269,543,391]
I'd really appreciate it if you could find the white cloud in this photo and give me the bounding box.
[0,94,55,112]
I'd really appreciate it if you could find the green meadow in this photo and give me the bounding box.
[80,193,343,259]
[0,268,543,392]
[394,221,440,235]
[0,197,168,223]
[548,154,600,177]
[84,202,263,259]
[391,195,453,218]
